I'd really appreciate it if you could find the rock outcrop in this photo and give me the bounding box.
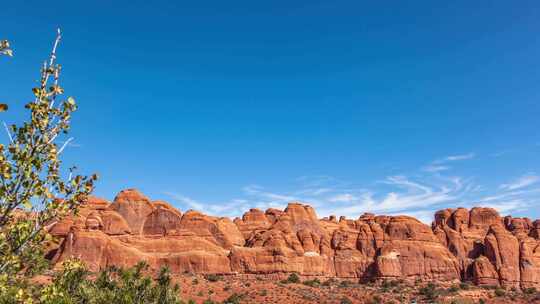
[433,207,540,289]
[50,189,540,289]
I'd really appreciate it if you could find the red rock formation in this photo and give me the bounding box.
[434,207,540,289]
[49,189,540,289]
[108,189,155,234]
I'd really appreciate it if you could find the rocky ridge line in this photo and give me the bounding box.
[49,189,540,289]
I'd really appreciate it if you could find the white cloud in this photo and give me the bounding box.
[434,153,475,164]
[422,165,450,173]
[500,174,539,191]
[490,151,509,158]
[243,185,296,202]
[295,188,333,196]
[481,200,525,214]
[444,153,476,161]
[163,192,205,210]
[328,193,357,203]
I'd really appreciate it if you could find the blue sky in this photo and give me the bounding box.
[2,1,540,222]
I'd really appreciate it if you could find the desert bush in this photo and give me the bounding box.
[524,287,537,294]
[366,294,382,304]
[450,298,474,304]
[280,273,300,284]
[340,296,353,304]
[481,284,498,290]
[302,278,321,287]
[494,288,506,297]
[223,293,244,304]
[459,282,470,290]
[419,282,441,301]
[338,280,352,288]
[205,274,222,282]
[39,260,184,304]
[447,285,459,293]
[322,278,337,286]
[381,279,400,289]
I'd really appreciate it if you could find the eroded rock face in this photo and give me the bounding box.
[434,208,540,289]
[109,189,155,234]
[50,189,540,288]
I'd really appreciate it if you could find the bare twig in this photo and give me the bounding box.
[2,121,13,143]
[57,137,73,155]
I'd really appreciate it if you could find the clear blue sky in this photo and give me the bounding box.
[2,1,540,222]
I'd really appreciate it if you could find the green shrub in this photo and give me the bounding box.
[524,287,537,294]
[339,280,352,288]
[280,273,300,284]
[322,278,337,286]
[223,293,244,304]
[205,274,222,282]
[340,296,353,304]
[302,278,321,287]
[419,282,440,301]
[366,294,382,304]
[494,288,506,297]
[448,285,459,293]
[40,260,184,304]
[381,279,400,289]
[481,284,498,290]
[459,282,470,290]
[450,298,474,304]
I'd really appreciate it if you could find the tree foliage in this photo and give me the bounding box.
[0,39,12,112]
[0,29,97,300]
[38,260,184,304]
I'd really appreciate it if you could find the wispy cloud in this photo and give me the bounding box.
[163,192,205,210]
[500,174,539,191]
[434,153,475,164]
[328,193,357,203]
[163,151,538,224]
[490,150,511,158]
[422,165,450,173]
[243,185,296,202]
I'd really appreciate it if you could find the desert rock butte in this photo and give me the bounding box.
[48,188,540,289]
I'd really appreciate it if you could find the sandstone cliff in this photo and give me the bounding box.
[49,189,540,289]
